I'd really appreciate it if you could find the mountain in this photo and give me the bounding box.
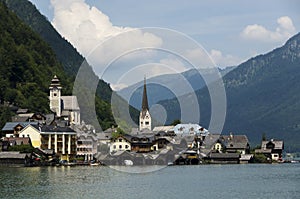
[158,33,300,151]
[4,0,112,102]
[0,0,117,130]
[3,0,140,130]
[119,66,235,110]
[5,0,81,76]
[0,1,69,126]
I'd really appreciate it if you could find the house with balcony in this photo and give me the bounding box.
[73,123,98,161]
[255,139,284,162]
[110,135,132,153]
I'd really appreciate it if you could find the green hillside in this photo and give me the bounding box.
[1,0,140,131]
[4,0,112,103]
[159,33,300,151]
[0,1,117,130]
[0,1,69,116]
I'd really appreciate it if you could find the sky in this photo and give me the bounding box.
[29,0,300,90]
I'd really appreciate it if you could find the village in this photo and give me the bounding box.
[0,75,286,166]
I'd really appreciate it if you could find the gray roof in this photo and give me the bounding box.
[0,152,29,159]
[221,134,249,149]
[97,132,112,140]
[45,114,55,125]
[103,127,117,134]
[130,128,154,136]
[209,153,240,159]
[255,149,272,154]
[261,140,284,150]
[11,116,30,122]
[61,96,80,111]
[2,137,31,145]
[77,133,98,141]
[1,122,38,131]
[153,126,174,132]
[16,108,28,114]
[203,134,221,149]
[40,125,76,134]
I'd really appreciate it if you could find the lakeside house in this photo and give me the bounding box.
[110,135,132,153]
[17,124,77,161]
[255,139,284,161]
[0,151,30,165]
[1,122,38,138]
[73,123,98,162]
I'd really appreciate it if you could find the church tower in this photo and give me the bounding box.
[139,77,152,131]
[49,75,62,117]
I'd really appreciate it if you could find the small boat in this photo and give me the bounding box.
[89,160,100,166]
[167,162,174,166]
[124,160,133,166]
[90,162,100,166]
[291,160,299,163]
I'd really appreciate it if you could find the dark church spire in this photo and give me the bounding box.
[141,76,149,112]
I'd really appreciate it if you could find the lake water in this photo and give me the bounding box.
[0,164,299,199]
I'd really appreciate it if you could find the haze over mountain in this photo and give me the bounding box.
[119,66,235,110]
[157,32,300,151]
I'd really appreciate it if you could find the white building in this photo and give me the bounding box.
[49,75,80,125]
[73,122,98,161]
[173,124,209,136]
[110,135,131,153]
[19,124,77,161]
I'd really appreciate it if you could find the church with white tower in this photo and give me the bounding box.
[139,77,152,131]
[49,75,80,125]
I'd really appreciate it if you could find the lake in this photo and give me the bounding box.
[0,164,299,199]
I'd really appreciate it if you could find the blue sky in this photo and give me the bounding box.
[29,0,300,89]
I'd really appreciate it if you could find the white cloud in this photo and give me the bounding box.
[184,48,213,67]
[241,16,296,43]
[209,49,242,67]
[49,0,242,85]
[183,48,242,68]
[50,0,162,66]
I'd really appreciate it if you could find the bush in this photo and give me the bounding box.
[8,144,34,153]
[253,153,269,163]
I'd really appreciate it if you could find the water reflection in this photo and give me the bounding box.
[0,164,299,199]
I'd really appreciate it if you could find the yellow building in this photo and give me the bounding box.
[19,125,41,148]
[19,124,77,161]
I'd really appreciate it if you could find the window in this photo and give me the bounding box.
[113,145,116,149]
[145,122,149,125]
[54,93,57,96]
[125,145,129,149]
[119,145,122,149]
[119,138,122,142]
